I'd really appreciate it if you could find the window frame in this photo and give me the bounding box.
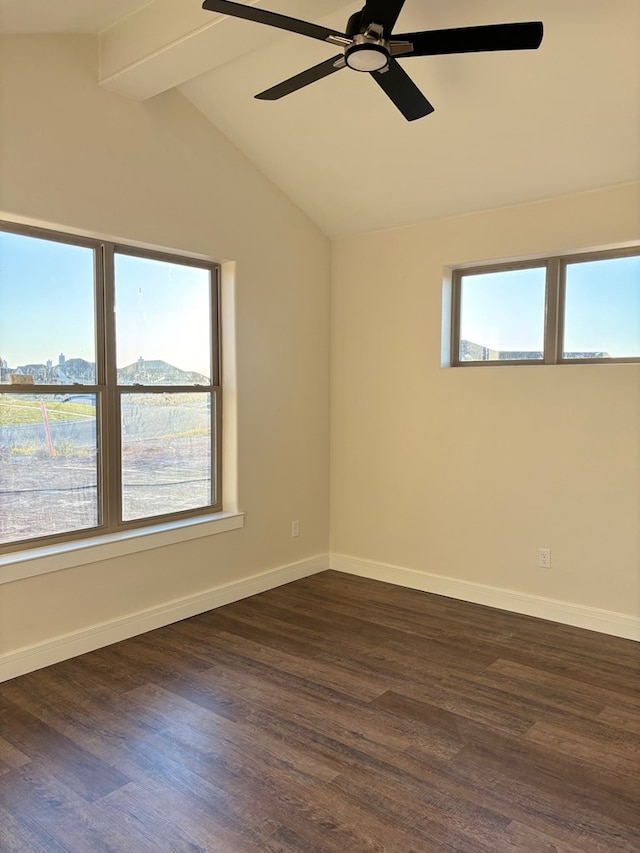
[0,221,222,554]
[450,246,640,367]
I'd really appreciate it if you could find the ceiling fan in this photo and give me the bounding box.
[202,0,543,121]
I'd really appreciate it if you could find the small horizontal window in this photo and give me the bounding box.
[451,248,640,366]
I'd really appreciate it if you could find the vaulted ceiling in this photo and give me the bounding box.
[2,0,639,237]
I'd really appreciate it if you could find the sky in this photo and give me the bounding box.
[0,230,213,378]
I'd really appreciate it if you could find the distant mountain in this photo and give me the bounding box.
[117,359,210,385]
[64,358,94,375]
[2,357,209,386]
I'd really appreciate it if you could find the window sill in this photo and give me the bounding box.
[0,512,245,585]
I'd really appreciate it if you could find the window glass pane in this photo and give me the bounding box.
[121,392,212,521]
[563,255,640,358]
[0,393,99,545]
[459,267,546,361]
[0,231,96,385]
[115,254,212,385]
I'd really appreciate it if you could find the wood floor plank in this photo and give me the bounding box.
[122,682,341,787]
[0,764,157,853]
[328,767,509,853]
[486,657,640,713]
[437,667,609,726]
[448,738,640,849]
[0,735,31,775]
[2,678,189,787]
[98,776,267,852]
[496,819,599,852]
[598,704,640,735]
[1,569,638,852]
[0,803,70,853]
[0,696,130,802]
[525,718,640,774]
[174,622,389,702]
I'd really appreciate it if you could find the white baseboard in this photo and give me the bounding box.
[0,555,329,683]
[330,554,640,642]
[3,551,636,683]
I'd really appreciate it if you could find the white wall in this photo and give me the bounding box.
[331,184,640,633]
[1,36,637,673]
[0,36,331,662]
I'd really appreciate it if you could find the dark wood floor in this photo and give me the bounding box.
[1,571,639,852]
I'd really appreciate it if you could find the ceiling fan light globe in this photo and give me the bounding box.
[345,44,389,72]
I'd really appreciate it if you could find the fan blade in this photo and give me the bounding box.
[256,55,345,100]
[370,59,434,121]
[202,0,345,43]
[359,0,406,37]
[394,22,543,56]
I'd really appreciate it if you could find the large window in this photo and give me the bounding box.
[0,223,221,552]
[451,248,640,366]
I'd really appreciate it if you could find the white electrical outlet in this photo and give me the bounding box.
[291,520,300,538]
[538,548,551,568]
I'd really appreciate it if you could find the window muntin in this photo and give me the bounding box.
[0,222,221,552]
[452,247,640,366]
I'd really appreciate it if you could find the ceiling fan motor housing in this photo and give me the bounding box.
[344,20,390,72]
